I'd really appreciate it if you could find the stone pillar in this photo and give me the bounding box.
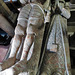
[0,14,14,37]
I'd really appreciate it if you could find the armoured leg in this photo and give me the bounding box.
[0,24,26,71]
[0,33,35,75]
[20,34,35,61]
[0,3,44,75]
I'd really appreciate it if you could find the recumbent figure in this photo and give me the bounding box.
[0,0,50,75]
[0,0,71,75]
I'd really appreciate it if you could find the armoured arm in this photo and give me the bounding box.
[60,2,71,19]
[43,0,51,23]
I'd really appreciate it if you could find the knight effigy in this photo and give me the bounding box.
[0,0,71,75]
[0,0,50,75]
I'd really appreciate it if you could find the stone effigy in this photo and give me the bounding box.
[40,0,71,75]
[0,0,72,75]
[0,0,50,75]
